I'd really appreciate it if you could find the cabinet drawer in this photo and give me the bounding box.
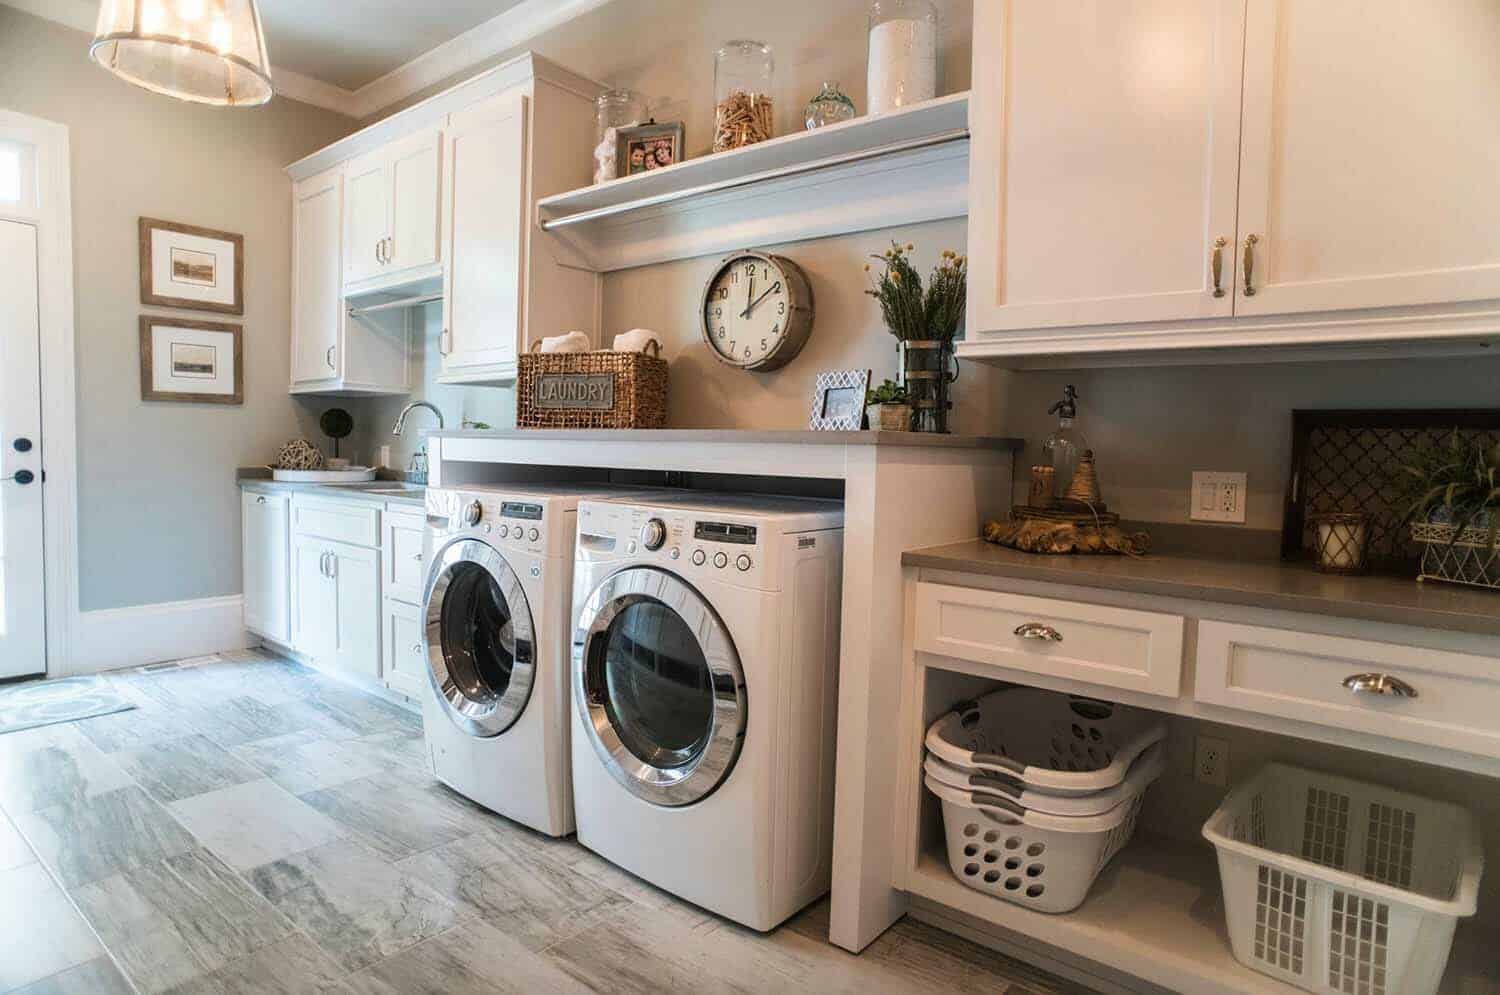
[382,597,429,701]
[291,497,380,547]
[913,583,1185,697]
[1197,621,1500,758]
[385,511,426,605]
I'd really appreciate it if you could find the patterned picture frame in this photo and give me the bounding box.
[809,368,870,431]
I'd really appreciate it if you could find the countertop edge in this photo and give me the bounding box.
[237,477,426,509]
[427,428,1025,450]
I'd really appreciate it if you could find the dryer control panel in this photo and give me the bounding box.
[427,489,558,558]
[577,500,772,589]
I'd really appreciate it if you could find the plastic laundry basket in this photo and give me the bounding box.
[925,741,1166,818]
[926,773,1146,914]
[1203,763,1483,995]
[925,687,1166,797]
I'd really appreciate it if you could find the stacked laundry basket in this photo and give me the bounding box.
[923,687,1167,913]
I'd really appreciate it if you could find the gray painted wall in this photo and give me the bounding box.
[0,7,356,611]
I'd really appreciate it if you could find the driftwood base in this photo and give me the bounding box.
[983,506,1151,557]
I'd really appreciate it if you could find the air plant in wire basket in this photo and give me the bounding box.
[1398,429,1500,590]
[864,242,967,432]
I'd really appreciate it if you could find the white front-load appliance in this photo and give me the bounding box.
[570,492,845,930]
[422,483,639,836]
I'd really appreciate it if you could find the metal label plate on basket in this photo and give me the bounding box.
[534,373,615,410]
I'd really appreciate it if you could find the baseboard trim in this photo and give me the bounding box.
[68,595,251,674]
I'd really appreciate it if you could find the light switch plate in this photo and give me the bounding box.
[1190,471,1247,524]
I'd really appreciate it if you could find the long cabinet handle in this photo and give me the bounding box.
[318,551,328,577]
[325,345,336,370]
[1013,622,1063,643]
[1242,233,1259,297]
[1342,672,1418,699]
[439,328,452,356]
[326,551,337,579]
[384,236,393,263]
[1210,236,1227,298]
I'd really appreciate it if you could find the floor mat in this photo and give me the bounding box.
[0,675,136,734]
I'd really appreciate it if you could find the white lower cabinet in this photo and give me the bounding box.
[291,532,380,681]
[382,597,428,701]
[241,491,290,644]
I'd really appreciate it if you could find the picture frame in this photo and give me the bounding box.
[139,217,244,314]
[809,368,871,431]
[139,316,243,404]
[616,121,685,177]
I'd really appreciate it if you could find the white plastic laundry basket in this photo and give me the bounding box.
[925,687,1166,797]
[924,741,1165,818]
[926,773,1145,913]
[1203,763,1483,995]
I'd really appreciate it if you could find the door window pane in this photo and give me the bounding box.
[601,599,714,769]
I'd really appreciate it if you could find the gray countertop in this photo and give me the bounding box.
[237,474,426,508]
[429,428,1025,450]
[904,539,1500,637]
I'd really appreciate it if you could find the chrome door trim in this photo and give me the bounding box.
[572,567,746,808]
[422,536,535,738]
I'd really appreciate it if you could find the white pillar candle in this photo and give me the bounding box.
[1316,518,1367,571]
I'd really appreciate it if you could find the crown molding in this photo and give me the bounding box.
[269,68,359,116]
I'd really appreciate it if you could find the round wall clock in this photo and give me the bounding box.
[700,250,814,371]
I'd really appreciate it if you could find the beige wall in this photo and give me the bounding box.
[0,7,356,610]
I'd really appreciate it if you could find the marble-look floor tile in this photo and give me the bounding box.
[75,702,201,753]
[398,831,631,952]
[168,779,345,871]
[0,723,135,813]
[542,908,758,995]
[296,770,491,861]
[0,810,35,871]
[159,933,353,995]
[230,731,387,795]
[115,733,263,803]
[0,863,105,990]
[352,916,581,994]
[12,785,198,889]
[347,729,428,772]
[188,695,312,749]
[248,838,463,972]
[302,684,421,739]
[71,848,293,995]
[8,957,134,995]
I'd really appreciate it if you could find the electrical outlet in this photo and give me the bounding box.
[1190,471,1248,524]
[1194,735,1230,787]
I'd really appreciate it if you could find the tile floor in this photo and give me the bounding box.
[0,651,1093,994]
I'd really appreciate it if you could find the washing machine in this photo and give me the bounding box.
[421,483,648,836]
[570,492,845,931]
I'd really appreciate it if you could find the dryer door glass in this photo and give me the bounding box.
[574,567,747,807]
[424,538,535,737]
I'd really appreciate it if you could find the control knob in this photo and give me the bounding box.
[640,517,667,551]
[461,500,483,527]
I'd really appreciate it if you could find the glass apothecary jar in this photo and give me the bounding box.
[593,88,646,184]
[804,81,855,130]
[713,40,774,152]
[867,0,938,114]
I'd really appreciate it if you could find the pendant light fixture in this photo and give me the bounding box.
[89,0,274,107]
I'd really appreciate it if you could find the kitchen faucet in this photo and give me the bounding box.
[391,400,444,436]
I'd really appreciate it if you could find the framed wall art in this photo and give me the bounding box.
[139,217,244,314]
[809,368,870,431]
[616,121,685,176]
[139,316,243,404]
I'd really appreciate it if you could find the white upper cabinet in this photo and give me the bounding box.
[440,90,529,380]
[1233,0,1500,316]
[343,129,442,293]
[968,0,1244,333]
[291,167,344,386]
[342,148,389,287]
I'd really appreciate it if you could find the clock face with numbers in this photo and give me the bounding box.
[700,250,814,372]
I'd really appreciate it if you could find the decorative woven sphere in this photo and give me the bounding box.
[273,439,324,470]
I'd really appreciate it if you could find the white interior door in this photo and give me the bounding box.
[0,219,46,678]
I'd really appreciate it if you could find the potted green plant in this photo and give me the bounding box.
[1399,429,1500,590]
[864,379,910,431]
[865,243,966,433]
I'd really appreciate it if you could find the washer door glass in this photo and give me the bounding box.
[424,538,535,737]
[574,567,746,807]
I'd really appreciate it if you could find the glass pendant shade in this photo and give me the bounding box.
[90,0,273,107]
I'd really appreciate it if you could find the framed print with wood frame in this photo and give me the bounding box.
[139,316,243,404]
[139,217,244,314]
[616,121,685,176]
[809,368,870,431]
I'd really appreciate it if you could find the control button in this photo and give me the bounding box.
[640,517,667,551]
[690,549,706,566]
[626,540,638,554]
[462,500,483,526]
[736,554,752,572]
[528,528,540,542]
[712,551,728,569]
[669,546,681,560]
[497,525,510,538]
[481,523,492,534]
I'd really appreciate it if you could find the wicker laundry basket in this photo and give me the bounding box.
[517,339,668,429]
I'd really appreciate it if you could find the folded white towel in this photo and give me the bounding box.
[612,328,659,354]
[540,330,591,354]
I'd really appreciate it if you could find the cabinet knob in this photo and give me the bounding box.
[1342,672,1418,699]
[257,495,267,504]
[412,552,423,561]
[1013,622,1063,643]
[412,642,422,655]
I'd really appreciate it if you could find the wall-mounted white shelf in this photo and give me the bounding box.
[535,92,970,272]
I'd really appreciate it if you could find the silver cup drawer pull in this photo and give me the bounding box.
[1013,622,1063,643]
[1342,673,1418,699]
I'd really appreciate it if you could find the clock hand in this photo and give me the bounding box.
[739,281,782,319]
[746,271,754,320]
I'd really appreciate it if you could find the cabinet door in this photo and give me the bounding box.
[967,1,1244,334]
[343,148,389,286]
[242,492,289,644]
[382,597,429,701]
[387,129,443,276]
[384,511,427,606]
[291,169,342,385]
[291,535,336,662]
[1234,0,1500,315]
[443,90,529,373]
[330,541,381,681]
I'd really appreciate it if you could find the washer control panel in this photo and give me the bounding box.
[428,490,554,556]
[578,501,768,586]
